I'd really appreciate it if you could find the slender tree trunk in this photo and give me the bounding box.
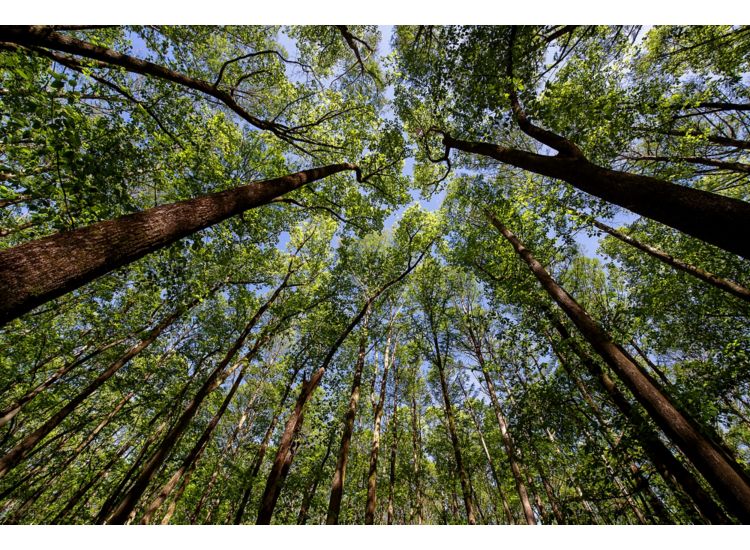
[0,163,356,325]
[444,134,750,259]
[432,337,476,524]
[0,294,201,479]
[326,309,370,524]
[410,381,424,525]
[386,363,400,525]
[139,365,249,524]
[473,350,536,524]
[364,322,395,524]
[103,278,283,524]
[585,216,750,303]
[488,211,750,521]
[231,370,297,524]
[0,332,131,428]
[297,428,336,524]
[459,381,515,524]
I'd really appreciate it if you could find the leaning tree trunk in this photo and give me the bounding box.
[255,367,325,524]
[0,293,203,479]
[103,277,284,524]
[488,211,750,522]
[444,134,750,259]
[231,369,297,524]
[326,312,370,524]
[547,316,728,524]
[583,215,750,303]
[459,381,515,524]
[0,163,356,325]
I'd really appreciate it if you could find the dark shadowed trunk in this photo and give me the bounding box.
[488,211,750,522]
[326,308,370,525]
[444,134,750,259]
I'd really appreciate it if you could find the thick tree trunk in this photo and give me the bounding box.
[0,163,356,325]
[548,315,729,524]
[326,309,370,525]
[445,134,750,259]
[0,295,201,479]
[586,216,750,303]
[488,211,750,521]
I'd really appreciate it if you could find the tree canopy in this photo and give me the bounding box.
[0,24,749,525]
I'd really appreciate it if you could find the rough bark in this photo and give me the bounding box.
[443,134,750,259]
[0,163,356,325]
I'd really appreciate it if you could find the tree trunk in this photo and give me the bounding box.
[231,369,297,524]
[255,367,325,524]
[326,308,370,525]
[459,381,515,524]
[444,134,750,259]
[0,294,201,479]
[364,322,395,524]
[432,334,477,524]
[0,332,131,428]
[297,428,336,524]
[488,211,750,521]
[410,380,424,525]
[473,349,536,525]
[0,163,356,325]
[586,216,750,303]
[386,363,400,525]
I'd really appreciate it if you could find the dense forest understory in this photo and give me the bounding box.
[0,24,749,524]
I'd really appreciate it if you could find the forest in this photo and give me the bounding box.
[0,24,749,526]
